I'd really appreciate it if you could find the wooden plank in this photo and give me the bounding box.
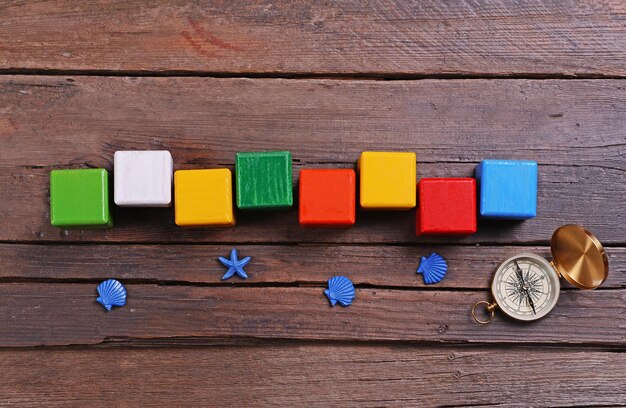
[1,244,623,290]
[0,283,623,347]
[1,346,624,407]
[1,76,624,244]
[0,1,624,76]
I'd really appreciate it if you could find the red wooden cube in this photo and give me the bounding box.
[416,178,477,235]
[299,169,356,228]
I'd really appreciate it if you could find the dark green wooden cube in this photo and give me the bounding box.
[50,168,113,228]
[236,151,293,210]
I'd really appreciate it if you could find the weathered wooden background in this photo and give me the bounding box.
[0,1,624,406]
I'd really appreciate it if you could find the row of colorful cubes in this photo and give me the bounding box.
[50,151,537,234]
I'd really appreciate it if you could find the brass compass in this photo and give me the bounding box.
[472,225,608,324]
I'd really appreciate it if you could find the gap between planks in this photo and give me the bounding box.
[0,278,623,292]
[1,338,624,352]
[0,68,624,80]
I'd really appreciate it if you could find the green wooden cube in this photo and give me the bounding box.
[236,151,293,210]
[50,169,113,228]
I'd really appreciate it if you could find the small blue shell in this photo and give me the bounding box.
[417,253,448,284]
[324,276,355,307]
[96,279,127,311]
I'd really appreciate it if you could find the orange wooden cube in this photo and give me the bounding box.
[299,169,356,228]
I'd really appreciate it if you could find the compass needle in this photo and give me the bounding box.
[527,292,536,315]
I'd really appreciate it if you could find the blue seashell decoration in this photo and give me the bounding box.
[417,253,448,284]
[324,276,355,307]
[96,279,127,311]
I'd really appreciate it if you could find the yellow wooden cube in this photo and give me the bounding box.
[174,169,236,227]
[358,152,416,209]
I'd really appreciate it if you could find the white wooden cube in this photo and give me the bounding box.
[114,150,173,207]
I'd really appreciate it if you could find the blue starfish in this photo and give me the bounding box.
[218,248,251,280]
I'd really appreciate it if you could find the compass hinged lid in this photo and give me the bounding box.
[550,225,609,289]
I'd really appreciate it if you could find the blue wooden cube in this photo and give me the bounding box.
[475,160,538,219]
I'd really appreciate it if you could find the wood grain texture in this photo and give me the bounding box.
[1,76,624,244]
[1,283,623,347]
[1,346,625,407]
[0,1,625,76]
[1,244,624,290]
[3,3,625,406]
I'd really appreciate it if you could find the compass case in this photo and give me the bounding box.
[550,225,608,289]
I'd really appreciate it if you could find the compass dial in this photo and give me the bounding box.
[491,254,560,321]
